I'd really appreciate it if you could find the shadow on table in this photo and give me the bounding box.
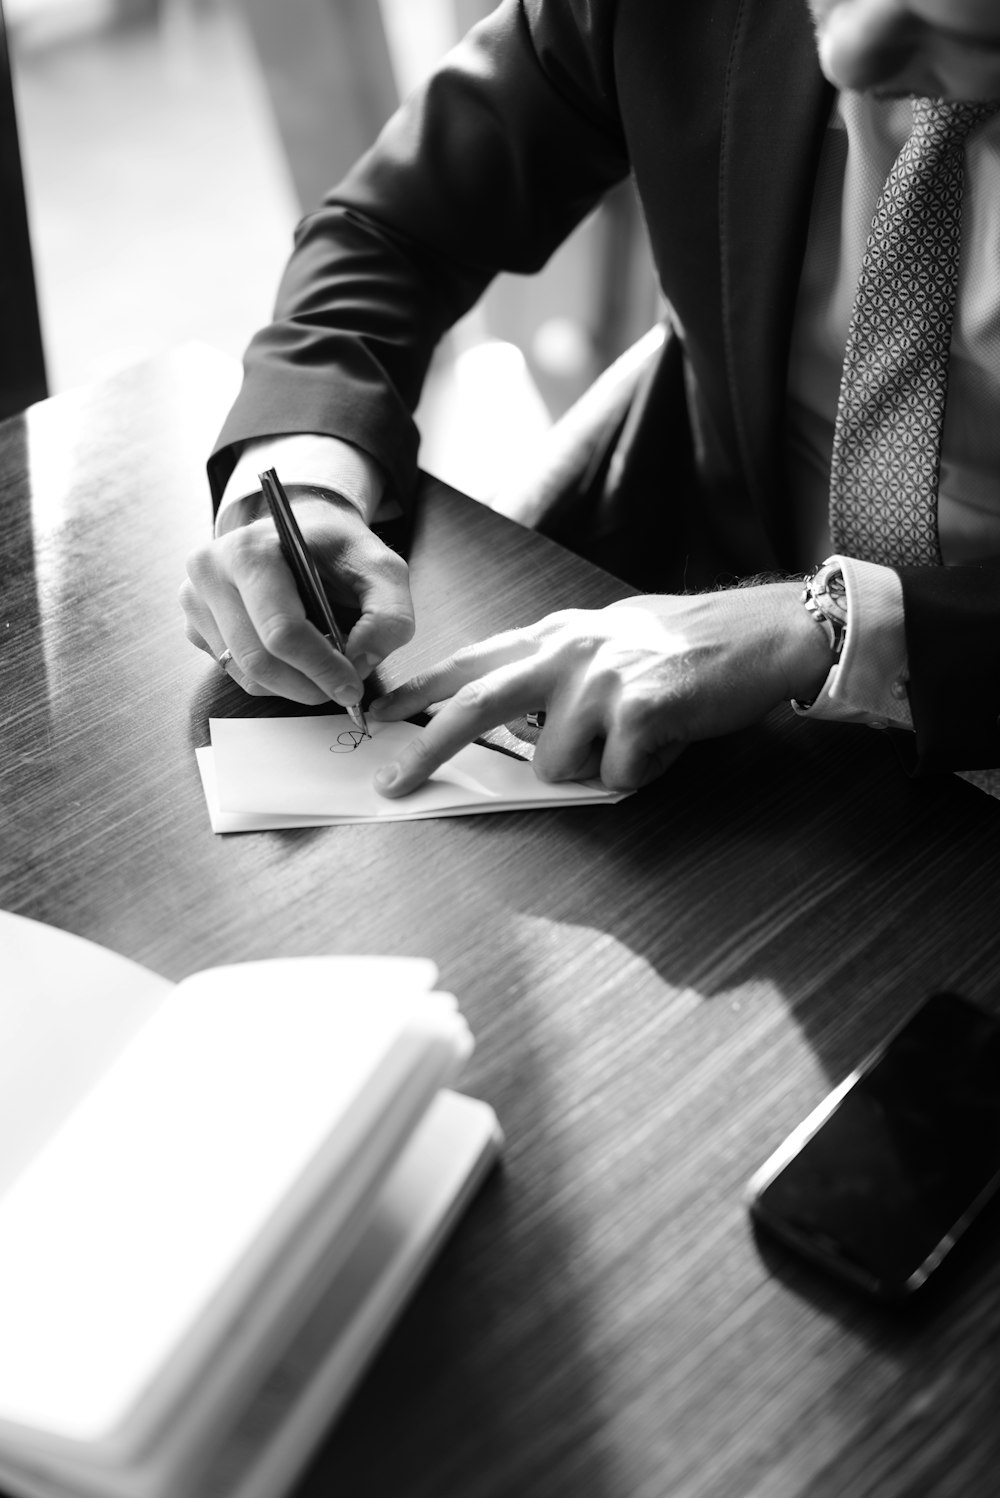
[490,707,1000,1077]
[299,1075,624,1498]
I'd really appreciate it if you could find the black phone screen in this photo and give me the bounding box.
[748,993,1000,1297]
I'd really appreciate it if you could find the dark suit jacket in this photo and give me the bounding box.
[210,0,1000,773]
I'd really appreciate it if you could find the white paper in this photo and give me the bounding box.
[0,1092,501,1498]
[0,923,499,1498]
[0,913,172,1200]
[0,956,469,1457]
[199,715,626,832]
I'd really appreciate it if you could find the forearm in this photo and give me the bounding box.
[209,0,626,505]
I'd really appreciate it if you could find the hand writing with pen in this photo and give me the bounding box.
[182,475,832,799]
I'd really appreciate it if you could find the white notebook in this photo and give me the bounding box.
[0,912,501,1498]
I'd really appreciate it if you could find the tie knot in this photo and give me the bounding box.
[911,95,1000,150]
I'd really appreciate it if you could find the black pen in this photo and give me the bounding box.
[258,467,369,737]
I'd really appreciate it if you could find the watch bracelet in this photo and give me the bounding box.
[792,560,848,710]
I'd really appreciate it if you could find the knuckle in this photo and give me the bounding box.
[590,654,623,693]
[541,608,600,649]
[239,643,282,686]
[405,733,436,768]
[389,667,436,704]
[561,629,605,669]
[531,756,558,784]
[183,543,219,590]
[179,593,208,638]
[539,607,580,633]
[377,548,410,584]
[380,607,416,648]
[225,524,265,569]
[256,614,306,660]
[346,534,412,584]
[614,689,662,741]
[453,678,492,713]
[449,641,482,671]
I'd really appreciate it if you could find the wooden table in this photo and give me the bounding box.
[3,344,1000,1498]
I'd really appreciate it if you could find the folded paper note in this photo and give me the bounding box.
[196,715,628,833]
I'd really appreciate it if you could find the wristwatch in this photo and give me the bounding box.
[792,559,848,710]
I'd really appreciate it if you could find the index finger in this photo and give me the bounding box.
[236,556,364,704]
[373,658,548,797]
[371,629,538,719]
[184,526,362,705]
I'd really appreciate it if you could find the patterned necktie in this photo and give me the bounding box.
[829,97,1000,565]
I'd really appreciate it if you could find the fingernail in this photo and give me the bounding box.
[374,763,398,793]
[333,681,361,707]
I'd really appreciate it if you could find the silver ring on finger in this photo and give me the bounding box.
[218,648,234,672]
[526,710,546,730]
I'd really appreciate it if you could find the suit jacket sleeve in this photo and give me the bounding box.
[898,565,1000,772]
[208,0,628,508]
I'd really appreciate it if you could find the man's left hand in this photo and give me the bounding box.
[369,583,833,797]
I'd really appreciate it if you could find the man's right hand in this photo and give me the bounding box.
[179,492,415,704]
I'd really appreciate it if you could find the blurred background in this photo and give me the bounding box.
[5,0,659,499]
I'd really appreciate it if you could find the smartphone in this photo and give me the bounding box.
[747,992,1000,1299]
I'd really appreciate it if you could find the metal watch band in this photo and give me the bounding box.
[802,560,848,659]
[792,559,848,710]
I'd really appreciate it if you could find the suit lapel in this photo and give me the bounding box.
[719,0,833,562]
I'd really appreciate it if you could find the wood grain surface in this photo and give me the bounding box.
[2,345,1000,1498]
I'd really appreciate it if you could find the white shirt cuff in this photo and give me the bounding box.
[792,555,912,730]
[215,433,386,536]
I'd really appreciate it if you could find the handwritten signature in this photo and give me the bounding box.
[329,730,370,753]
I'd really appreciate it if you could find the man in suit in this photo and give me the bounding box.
[180,0,1000,797]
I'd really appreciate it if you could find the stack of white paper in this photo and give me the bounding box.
[196,714,629,832]
[0,913,501,1498]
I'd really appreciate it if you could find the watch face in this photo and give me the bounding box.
[813,566,848,622]
[803,565,847,662]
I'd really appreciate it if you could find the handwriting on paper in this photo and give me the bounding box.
[205,713,626,824]
[329,730,370,753]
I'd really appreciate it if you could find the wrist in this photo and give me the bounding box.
[774,577,838,704]
[218,434,385,533]
[215,479,368,539]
